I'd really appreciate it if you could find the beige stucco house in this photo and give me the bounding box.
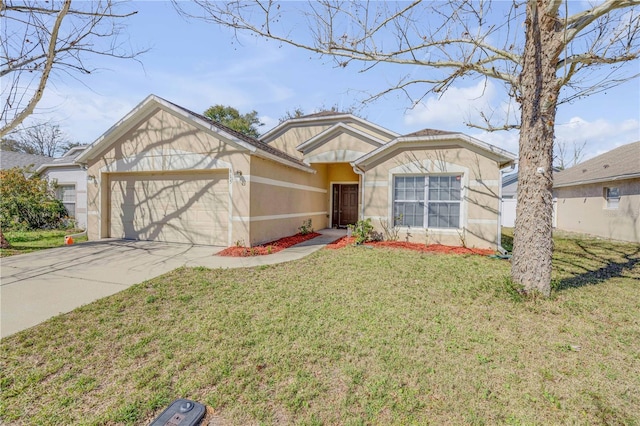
[554,141,640,243]
[77,95,515,249]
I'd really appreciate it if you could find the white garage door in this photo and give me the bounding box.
[109,172,229,245]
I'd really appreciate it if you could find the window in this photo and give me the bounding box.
[57,185,76,218]
[604,187,620,209]
[394,175,461,229]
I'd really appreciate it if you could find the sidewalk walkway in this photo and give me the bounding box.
[186,228,346,269]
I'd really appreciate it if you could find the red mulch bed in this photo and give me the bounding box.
[325,236,495,256]
[218,232,321,257]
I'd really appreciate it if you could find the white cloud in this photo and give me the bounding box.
[555,116,639,160]
[469,129,520,157]
[468,115,639,163]
[403,79,516,130]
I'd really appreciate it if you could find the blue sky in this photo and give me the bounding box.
[33,1,640,161]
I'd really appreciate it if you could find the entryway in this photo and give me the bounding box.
[332,183,358,228]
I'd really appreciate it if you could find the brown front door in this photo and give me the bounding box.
[332,184,358,227]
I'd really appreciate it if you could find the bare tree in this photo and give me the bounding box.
[0,0,145,138]
[175,0,640,296]
[555,140,587,169]
[2,121,68,157]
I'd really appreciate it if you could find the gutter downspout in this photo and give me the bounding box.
[352,164,366,219]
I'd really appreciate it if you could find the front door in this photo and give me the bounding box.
[332,184,358,227]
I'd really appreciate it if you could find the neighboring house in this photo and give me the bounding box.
[501,169,518,227]
[0,148,88,229]
[36,146,88,230]
[500,165,561,228]
[77,95,515,249]
[554,141,640,243]
[0,150,52,172]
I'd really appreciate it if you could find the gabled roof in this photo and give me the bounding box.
[261,112,399,143]
[298,110,348,119]
[76,95,313,173]
[0,150,52,171]
[554,141,640,187]
[353,129,516,171]
[36,146,88,174]
[402,128,457,138]
[296,122,385,154]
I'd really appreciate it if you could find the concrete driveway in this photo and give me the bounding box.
[0,240,223,338]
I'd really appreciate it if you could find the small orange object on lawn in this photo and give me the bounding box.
[64,236,74,245]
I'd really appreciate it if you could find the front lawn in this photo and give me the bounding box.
[0,229,87,257]
[1,234,638,424]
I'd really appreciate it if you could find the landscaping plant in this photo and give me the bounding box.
[0,167,67,230]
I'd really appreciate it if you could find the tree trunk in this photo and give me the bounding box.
[0,230,10,249]
[512,0,562,296]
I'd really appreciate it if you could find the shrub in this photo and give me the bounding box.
[298,218,313,235]
[348,218,382,245]
[0,167,68,230]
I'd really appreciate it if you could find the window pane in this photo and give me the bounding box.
[428,202,460,228]
[449,203,460,228]
[58,185,76,203]
[63,202,76,218]
[395,201,424,227]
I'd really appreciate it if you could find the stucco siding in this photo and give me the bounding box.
[327,163,358,182]
[264,123,334,159]
[361,148,501,249]
[302,132,379,163]
[346,121,395,141]
[86,108,251,245]
[555,178,640,243]
[248,157,329,245]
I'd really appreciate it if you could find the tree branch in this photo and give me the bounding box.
[0,0,70,137]
[564,0,640,44]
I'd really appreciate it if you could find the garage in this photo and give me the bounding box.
[108,171,229,245]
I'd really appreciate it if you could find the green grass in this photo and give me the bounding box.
[1,234,639,425]
[0,229,87,257]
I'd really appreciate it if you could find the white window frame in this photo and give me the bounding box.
[392,174,462,229]
[604,187,620,209]
[57,184,77,218]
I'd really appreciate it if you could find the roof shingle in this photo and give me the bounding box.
[0,150,52,170]
[402,128,457,138]
[554,141,640,187]
[162,98,310,169]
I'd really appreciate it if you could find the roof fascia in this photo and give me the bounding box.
[76,94,158,164]
[261,113,399,142]
[76,95,258,164]
[36,162,82,174]
[554,172,640,188]
[355,133,516,170]
[296,122,386,153]
[76,95,313,174]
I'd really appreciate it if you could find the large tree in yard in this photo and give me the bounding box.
[176,0,640,296]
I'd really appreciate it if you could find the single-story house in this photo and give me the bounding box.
[76,95,516,249]
[36,146,88,229]
[554,141,640,243]
[1,149,87,228]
